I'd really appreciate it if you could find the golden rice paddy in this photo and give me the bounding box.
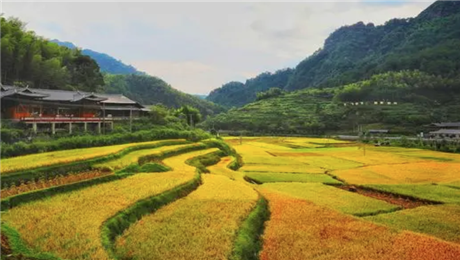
[0,139,185,174]
[114,174,257,260]
[1,148,217,260]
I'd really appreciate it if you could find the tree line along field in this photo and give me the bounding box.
[1,137,460,259]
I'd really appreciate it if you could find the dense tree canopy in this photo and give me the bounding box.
[1,17,104,92]
[207,69,294,108]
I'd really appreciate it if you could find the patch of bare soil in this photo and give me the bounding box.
[335,185,440,209]
[1,233,12,256]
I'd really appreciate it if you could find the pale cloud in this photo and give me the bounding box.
[3,1,434,94]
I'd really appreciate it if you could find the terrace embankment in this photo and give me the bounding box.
[334,185,441,209]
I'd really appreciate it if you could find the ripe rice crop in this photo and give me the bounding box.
[310,146,423,165]
[245,172,341,184]
[241,164,325,174]
[334,162,460,185]
[290,156,363,170]
[243,155,300,165]
[93,143,194,170]
[207,157,246,182]
[365,204,460,244]
[369,147,460,163]
[261,182,399,216]
[364,184,460,203]
[1,139,185,174]
[114,174,258,260]
[243,141,293,151]
[258,189,460,260]
[1,148,216,260]
[0,170,110,198]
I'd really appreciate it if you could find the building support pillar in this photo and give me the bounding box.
[111,122,114,131]
[51,123,56,135]
[69,122,72,134]
[84,122,88,132]
[32,123,37,134]
[98,122,101,134]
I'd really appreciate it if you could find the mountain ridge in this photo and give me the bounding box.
[51,39,143,75]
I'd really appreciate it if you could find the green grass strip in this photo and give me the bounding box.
[1,224,60,260]
[230,196,269,260]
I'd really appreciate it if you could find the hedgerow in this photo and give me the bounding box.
[1,128,211,158]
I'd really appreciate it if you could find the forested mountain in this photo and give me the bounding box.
[104,74,224,117]
[207,68,294,108]
[1,17,104,92]
[286,0,460,91]
[51,40,143,75]
[201,71,460,134]
[207,0,460,108]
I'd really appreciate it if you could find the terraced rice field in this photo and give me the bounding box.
[258,189,460,260]
[0,139,185,174]
[2,136,460,260]
[245,172,341,184]
[365,184,460,204]
[333,162,460,184]
[115,174,257,260]
[93,143,195,170]
[364,204,460,244]
[1,148,217,260]
[261,182,399,216]
[207,156,246,182]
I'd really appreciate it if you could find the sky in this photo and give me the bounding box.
[2,1,434,95]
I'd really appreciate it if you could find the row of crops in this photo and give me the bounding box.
[1,136,460,259]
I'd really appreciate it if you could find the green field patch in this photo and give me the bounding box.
[262,182,400,216]
[245,172,341,184]
[365,184,460,204]
[364,204,460,244]
[442,181,460,190]
[240,164,325,174]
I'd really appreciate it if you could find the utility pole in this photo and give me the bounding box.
[102,102,105,134]
[129,106,133,132]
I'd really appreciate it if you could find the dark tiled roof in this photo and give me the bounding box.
[1,85,145,109]
[432,122,460,127]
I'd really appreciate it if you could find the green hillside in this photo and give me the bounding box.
[201,71,460,134]
[207,69,293,108]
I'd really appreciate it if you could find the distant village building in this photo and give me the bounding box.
[367,129,389,136]
[427,122,460,139]
[429,129,460,139]
[0,85,150,134]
